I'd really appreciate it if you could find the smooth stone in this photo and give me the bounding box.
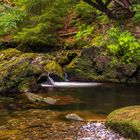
[65,113,84,121]
[25,92,58,105]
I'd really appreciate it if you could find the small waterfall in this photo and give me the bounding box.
[47,76,55,85]
[64,73,69,81]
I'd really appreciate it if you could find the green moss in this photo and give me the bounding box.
[44,61,64,78]
[0,48,44,93]
[106,106,140,139]
[57,57,69,66]
[18,77,39,92]
[0,48,22,61]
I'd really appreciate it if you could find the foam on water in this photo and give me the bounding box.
[41,82,102,88]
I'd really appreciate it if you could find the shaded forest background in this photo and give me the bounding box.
[0,0,140,64]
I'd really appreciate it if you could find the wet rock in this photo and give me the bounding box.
[37,73,48,83]
[49,73,64,82]
[0,48,70,94]
[95,55,112,73]
[65,114,84,121]
[25,92,58,105]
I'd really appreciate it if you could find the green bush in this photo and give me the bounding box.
[75,1,95,20]
[0,4,24,36]
[132,2,140,23]
[75,0,108,23]
[14,0,75,46]
[75,24,94,47]
[107,27,140,63]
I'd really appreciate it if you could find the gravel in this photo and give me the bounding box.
[77,122,127,140]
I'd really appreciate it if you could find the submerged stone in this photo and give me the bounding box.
[65,113,84,121]
[25,92,58,105]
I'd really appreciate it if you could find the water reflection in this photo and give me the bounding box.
[42,83,140,114]
[0,83,140,122]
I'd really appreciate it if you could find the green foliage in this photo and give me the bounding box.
[132,1,140,23]
[75,1,95,20]
[76,24,94,39]
[0,5,24,36]
[92,34,105,46]
[107,27,140,63]
[75,24,94,47]
[14,0,75,46]
[75,0,108,23]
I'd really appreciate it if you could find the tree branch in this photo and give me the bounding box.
[105,0,112,7]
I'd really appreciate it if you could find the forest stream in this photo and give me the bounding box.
[0,83,139,139]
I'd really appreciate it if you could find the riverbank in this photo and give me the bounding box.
[1,47,140,94]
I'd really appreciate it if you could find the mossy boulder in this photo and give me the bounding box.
[114,64,137,78]
[106,106,140,139]
[44,61,64,79]
[65,47,109,81]
[57,52,78,67]
[0,48,48,93]
[95,55,112,74]
[65,46,140,83]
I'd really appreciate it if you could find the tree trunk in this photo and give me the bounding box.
[83,0,135,20]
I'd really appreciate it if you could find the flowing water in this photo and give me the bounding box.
[0,83,140,122]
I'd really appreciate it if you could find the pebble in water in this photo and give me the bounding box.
[77,122,127,140]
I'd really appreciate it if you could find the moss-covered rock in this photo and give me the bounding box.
[0,48,49,93]
[106,106,140,139]
[57,57,70,66]
[44,61,64,79]
[65,46,140,83]
[95,55,112,74]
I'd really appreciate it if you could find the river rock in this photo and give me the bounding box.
[115,63,136,78]
[65,114,84,121]
[44,61,64,79]
[95,55,112,73]
[0,48,69,94]
[81,46,104,59]
[25,92,58,105]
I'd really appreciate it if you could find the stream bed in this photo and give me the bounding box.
[0,83,140,139]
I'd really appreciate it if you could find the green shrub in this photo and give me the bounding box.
[132,2,140,23]
[75,0,108,23]
[0,5,24,36]
[75,24,94,47]
[75,1,95,20]
[14,0,75,46]
[107,27,140,63]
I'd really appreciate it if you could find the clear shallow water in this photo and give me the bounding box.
[40,83,140,119]
[0,83,140,122]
